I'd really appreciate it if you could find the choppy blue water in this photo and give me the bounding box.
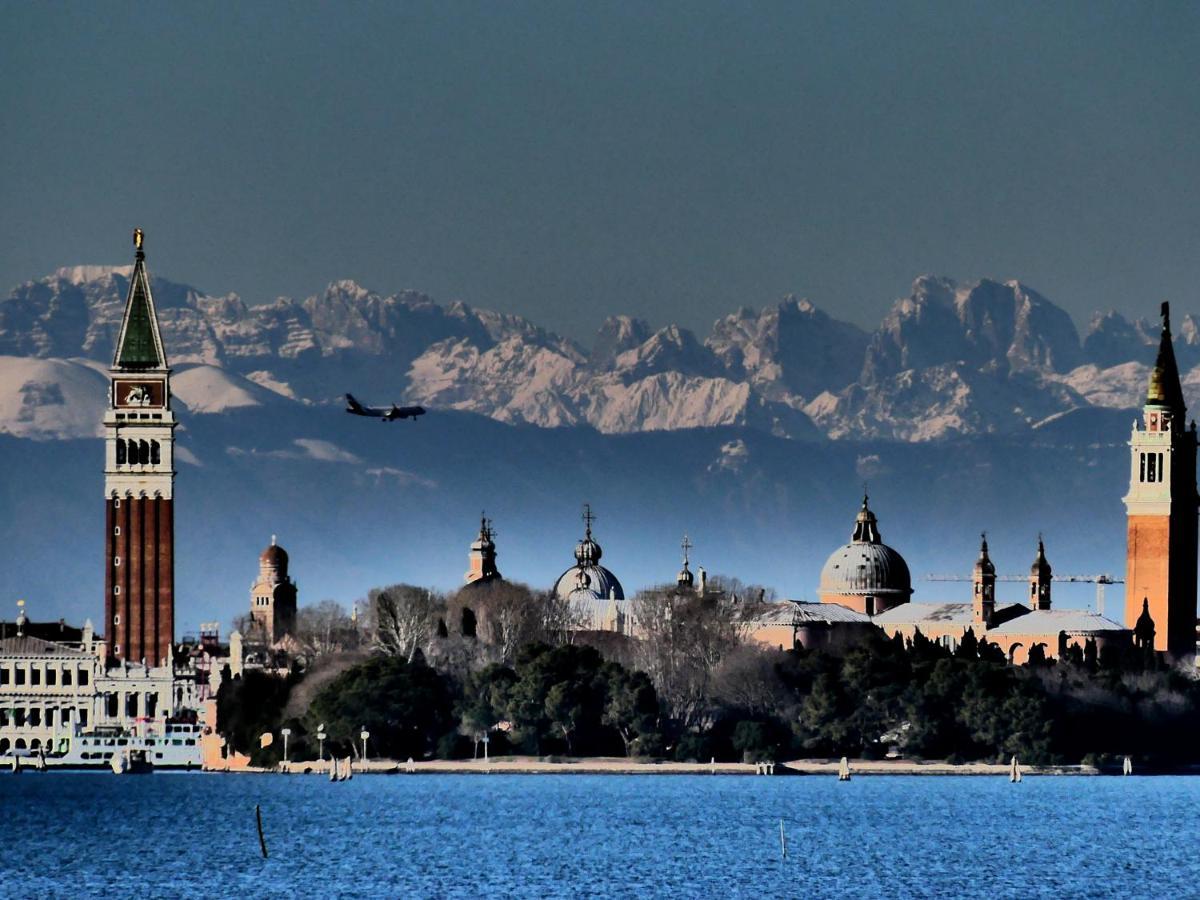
[0,773,1194,898]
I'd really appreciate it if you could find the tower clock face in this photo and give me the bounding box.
[114,379,165,408]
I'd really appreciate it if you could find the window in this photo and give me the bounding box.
[46,668,56,686]
[139,440,150,464]
[63,668,72,686]
[116,439,126,465]
[114,498,121,509]
[1148,453,1158,483]
[0,710,7,727]
[78,669,88,686]
[150,441,160,465]
[0,667,8,686]
[30,668,39,687]
[78,710,88,727]
[15,668,25,686]
[1159,453,1165,482]
[114,526,121,536]
[14,709,25,727]
[114,556,120,568]
[1140,452,1146,482]
[45,709,54,727]
[114,586,120,595]
[113,614,121,626]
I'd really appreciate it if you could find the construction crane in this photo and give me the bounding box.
[923,574,1124,617]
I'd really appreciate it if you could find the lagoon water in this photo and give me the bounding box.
[0,773,1194,898]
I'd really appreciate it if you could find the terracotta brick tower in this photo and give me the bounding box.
[250,536,298,644]
[103,229,177,667]
[1124,302,1198,657]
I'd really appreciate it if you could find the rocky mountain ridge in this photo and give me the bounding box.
[0,266,1193,442]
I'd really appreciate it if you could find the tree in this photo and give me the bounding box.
[602,667,661,757]
[294,600,359,659]
[371,584,440,662]
[449,582,580,662]
[305,655,455,760]
[216,670,292,757]
[632,586,747,729]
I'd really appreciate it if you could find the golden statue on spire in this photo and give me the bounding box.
[133,228,144,251]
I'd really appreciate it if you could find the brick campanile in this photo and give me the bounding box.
[1124,302,1199,657]
[103,229,177,667]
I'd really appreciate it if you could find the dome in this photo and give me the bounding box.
[817,496,912,605]
[555,563,624,601]
[555,505,624,601]
[260,536,288,569]
[818,543,912,598]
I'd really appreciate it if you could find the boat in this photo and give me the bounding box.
[1010,755,1022,783]
[838,757,851,781]
[110,748,152,775]
[9,754,19,774]
[1123,755,1133,776]
[42,722,203,769]
[329,757,338,782]
[343,757,353,781]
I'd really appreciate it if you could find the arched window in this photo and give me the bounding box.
[150,441,161,465]
[116,439,127,465]
[139,440,150,465]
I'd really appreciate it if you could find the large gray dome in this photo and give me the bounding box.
[817,496,912,601]
[554,506,624,602]
[554,564,625,601]
[818,542,912,598]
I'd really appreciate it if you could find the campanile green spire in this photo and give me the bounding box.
[113,228,167,370]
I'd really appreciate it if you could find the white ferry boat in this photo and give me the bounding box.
[19,723,205,770]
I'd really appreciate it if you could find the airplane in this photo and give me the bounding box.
[345,393,426,422]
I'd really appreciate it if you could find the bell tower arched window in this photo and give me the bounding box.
[116,439,127,465]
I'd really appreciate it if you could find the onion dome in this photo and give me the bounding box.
[818,495,912,603]
[1030,537,1051,578]
[260,535,288,570]
[676,534,695,589]
[974,534,995,577]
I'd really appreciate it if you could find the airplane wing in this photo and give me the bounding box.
[391,405,426,420]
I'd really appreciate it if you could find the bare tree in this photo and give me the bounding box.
[632,585,748,729]
[448,582,581,663]
[295,600,359,658]
[371,584,441,662]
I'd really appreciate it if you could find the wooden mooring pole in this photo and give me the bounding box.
[256,804,269,859]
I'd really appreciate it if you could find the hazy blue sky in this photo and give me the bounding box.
[3,2,1199,340]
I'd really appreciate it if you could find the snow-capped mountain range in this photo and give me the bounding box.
[0,266,1192,442]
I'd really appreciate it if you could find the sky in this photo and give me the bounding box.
[3,2,1200,342]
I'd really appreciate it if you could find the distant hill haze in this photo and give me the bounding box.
[1,266,1193,443]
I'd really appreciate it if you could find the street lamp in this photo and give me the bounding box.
[360,727,370,764]
[482,732,490,763]
[317,723,326,761]
[280,727,291,762]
